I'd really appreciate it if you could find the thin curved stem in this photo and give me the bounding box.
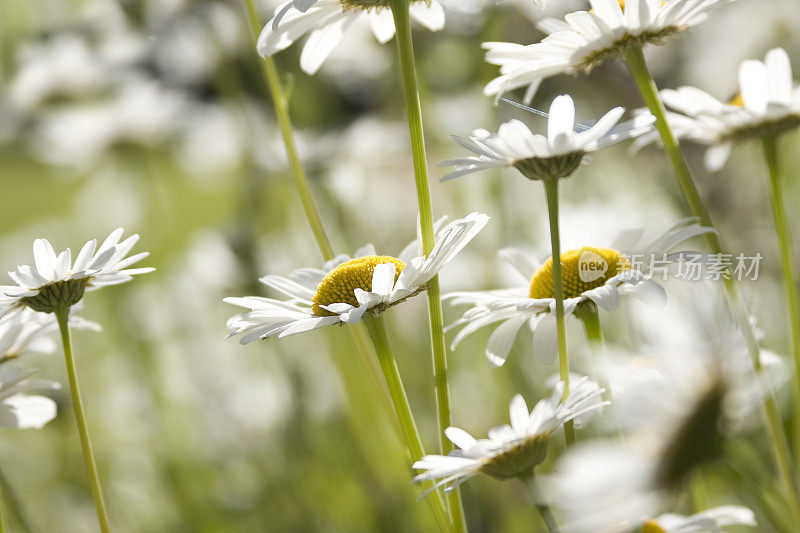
[0,466,33,533]
[389,0,466,530]
[519,474,561,533]
[542,178,574,446]
[55,306,111,533]
[624,45,800,523]
[243,0,333,260]
[363,315,453,532]
[763,134,800,457]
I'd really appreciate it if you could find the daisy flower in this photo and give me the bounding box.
[225,212,488,344]
[446,219,712,366]
[546,313,785,532]
[633,48,800,171]
[257,0,446,75]
[483,0,735,102]
[440,94,654,182]
[0,228,154,317]
[0,307,100,365]
[644,505,756,532]
[412,376,607,496]
[0,369,60,429]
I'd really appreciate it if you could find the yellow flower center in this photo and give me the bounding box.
[728,92,744,106]
[641,520,667,533]
[312,255,405,316]
[528,247,630,300]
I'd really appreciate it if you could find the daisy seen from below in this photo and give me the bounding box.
[483,0,736,102]
[441,94,655,183]
[1,227,154,318]
[546,312,789,532]
[412,376,607,495]
[257,0,446,74]
[633,48,800,172]
[224,212,488,344]
[445,219,712,366]
[0,228,154,533]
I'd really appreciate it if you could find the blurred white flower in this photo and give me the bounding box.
[0,307,99,363]
[446,219,711,366]
[413,377,607,495]
[32,76,186,169]
[547,312,785,532]
[1,228,154,316]
[484,0,735,101]
[0,369,60,430]
[257,0,446,74]
[633,48,800,171]
[646,505,756,532]
[441,94,654,181]
[224,213,488,344]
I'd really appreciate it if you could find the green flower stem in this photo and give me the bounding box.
[542,178,574,446]
[390,0,466,529]
[243,0,333,260]
[241,0,402,442]
[363,315,452,532]
[574,306,612,402]
[0,466,33,533]
[519,473,561,533]
[763,135,800,453]
[624,45,800,519]
[54,307,111,533]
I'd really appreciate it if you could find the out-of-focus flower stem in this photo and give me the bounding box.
[363,316,453,532]
[389,1,466,530]
[520,473,560,533]
[542,178,575,446]
[0,467,33,533]
[625,45,800,523]
[763,134,800,458]
[55,307,111,533]
[575,306,612,402]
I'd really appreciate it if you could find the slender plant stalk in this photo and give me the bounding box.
[389,0,466,529]
[0,467,33,533]
[519,473,560,533]
[54,307,111,533]
[243,0,333,260]
[363,316,453,532]
[574,306,612,402]
[542,178,575,446]
[624,45,800,519]
[241,0,402,440]
[763,134,800,444]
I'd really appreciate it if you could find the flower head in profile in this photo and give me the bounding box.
[0,228,154,317]
[440,95,654,182]
[0,368,60,429]
[257,0,445,75]
[633,48,800,171]
[225,213,488,344]
[483,0,735,102]
[412,377,607,496]
[644,505,756,532]
[546,310,784,532]
[446,219,712,366]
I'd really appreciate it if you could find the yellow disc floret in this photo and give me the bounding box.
[528,247,630,300]
[729,92,744,107]
[312,255,405,316]
[641,520,667,533]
